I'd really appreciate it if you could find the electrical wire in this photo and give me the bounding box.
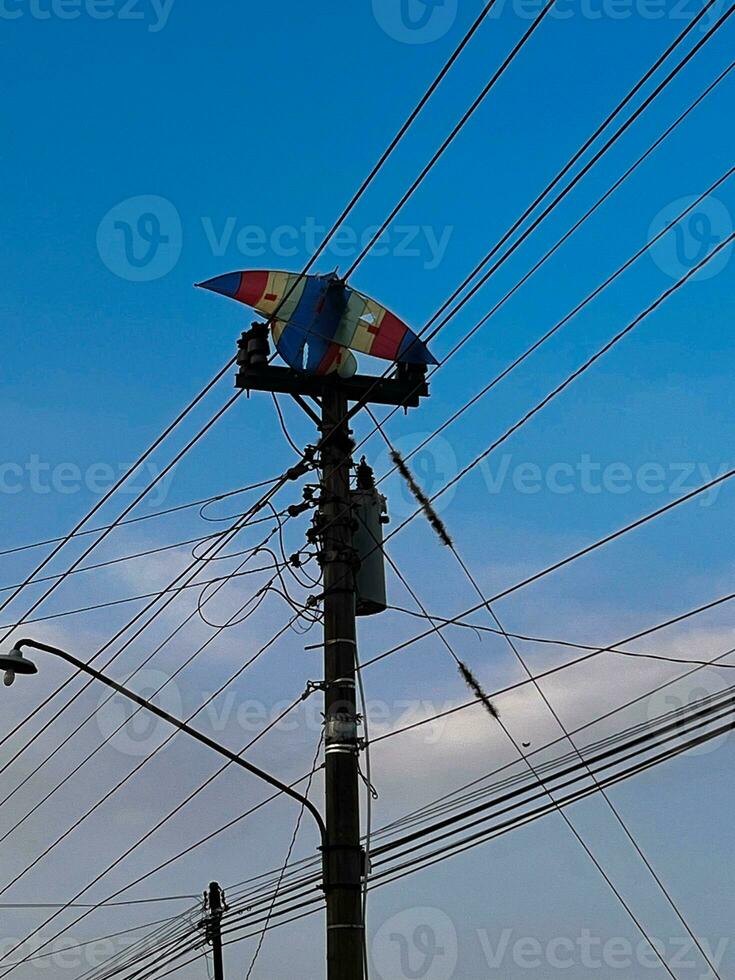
[213,677,735,924]
[381,152,735,484]
[0,896,197,908]
[0,0,498,636]
[306,240,735,682]
[0,663,309,977]
[0,517,287,819]
[0,555,285,845]
[276,54,734,589]
[309,5,733,476]
[86,691,735,980]
[7,11,735,968]
[0,476,282,559]
[343,0,557,277]
[447,538,725,978]
[366,456,684,977]
[76,478,735,936]
[0,396,277,778]
[137,703,735,980]
[0,560,300,631]
[0,392,242,643]
[0,909,199,970]
[0,364,238,634]
[384,604,735,669]
[389,232,734,543]
[424,0,734,346]
[0,0,501,779]
[272,393,303,456]
[0,457,309,791]
[216,691,735,940]
[244,733,323,979]
[346,43,734,475]
[368,349,731,979]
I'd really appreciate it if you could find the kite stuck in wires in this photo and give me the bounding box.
[197,269,437,378]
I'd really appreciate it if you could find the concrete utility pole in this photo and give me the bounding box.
[319,385,364,980]
[236,324,429,980]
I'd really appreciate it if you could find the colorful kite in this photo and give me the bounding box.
[196,270,437,378]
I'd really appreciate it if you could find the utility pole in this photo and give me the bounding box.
[319,384,364,980]
[232,322,430,980]
[201,881,225,980]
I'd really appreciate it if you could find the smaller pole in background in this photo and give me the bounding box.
[200,881,226,980]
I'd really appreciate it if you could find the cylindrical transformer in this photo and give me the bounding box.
[351,485,388,616]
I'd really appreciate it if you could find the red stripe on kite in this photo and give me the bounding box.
[370,311,408,360]
[236,270,270,307]
[316,343,343,376]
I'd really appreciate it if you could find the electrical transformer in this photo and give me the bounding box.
[352,462,389,616]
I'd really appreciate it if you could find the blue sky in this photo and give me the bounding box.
[1,1,734,977]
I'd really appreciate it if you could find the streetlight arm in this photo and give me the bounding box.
[8,639,326,843]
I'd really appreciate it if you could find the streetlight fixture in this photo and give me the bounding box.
[2,646,38,686]
[1,638,326,845]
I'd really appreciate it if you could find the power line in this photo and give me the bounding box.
[0,621,313,976]
[4,13,732,972]
[271,394,303,456]
[71,475,735,921]
[0,0,499,778]
[0,518,299,889]
[337,10,732,473]
[311,56,733,574]
[0,364,238,633]
[0,602,295,899]
[316,240,735,682]
[0,5,524,848]
[344,0,556,277]
[0,476,282,559]
[0,909,198,969]
[0,396,273,772]
[355,412,685,977]
[149,701,735,980]
[226,692,735,937]
[371,638,735,812]
[0,525,287,813]
[370,684,735,841]
[0,896,197,908]
[244,733,323,979]
[0,558,302,631]
[369,712,735,889]
[214,676,735,927]
[194,24,732,616]
[0,0,494,634]
[83,688,735,980]
[381,151,735,483]
[0,548,298,844]
[374,456,684,978]
[423,0,734,345]
[0,457,308,785]
[388,232,735,541]
[444,525,725,977]
[384,604,735,669]
[0,391,241,643]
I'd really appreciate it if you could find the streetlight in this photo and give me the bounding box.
[1,639,326,845]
